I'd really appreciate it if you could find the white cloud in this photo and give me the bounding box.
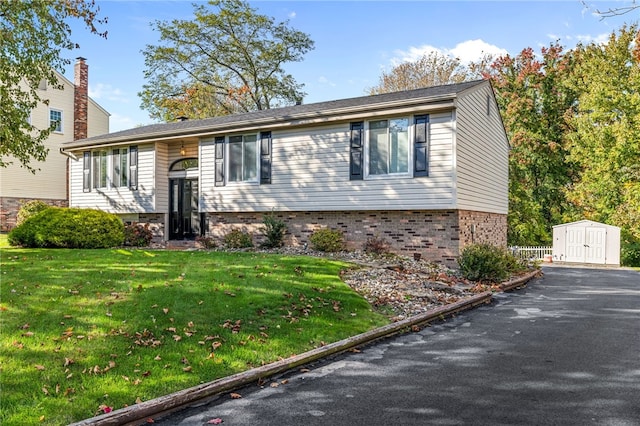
[89,83,130,103]
[392,39,508,66]
[576,32,611,44]
[288,11,296,19]
[449,39,508,63]
[109,113,139,133]
[318,76,336,87]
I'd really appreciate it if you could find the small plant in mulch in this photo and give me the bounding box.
[362,235,391,255]
[223,229,254,249]
[309,228,344,252]
[124,223,153,247]
[260,212,287,248]
[196,235,218,249]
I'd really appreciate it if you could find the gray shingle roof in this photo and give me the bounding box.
[64,79,486,149]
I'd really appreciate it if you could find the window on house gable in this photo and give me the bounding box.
[228,134,257,182]
[50,109,63,133]
[368,118,409,176]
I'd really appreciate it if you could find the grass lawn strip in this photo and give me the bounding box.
[0,248,389,425]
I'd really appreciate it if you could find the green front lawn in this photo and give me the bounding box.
[0,247,389,425]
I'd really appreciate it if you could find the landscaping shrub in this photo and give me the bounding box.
[458,243,527,282]
[260,212,287,248]
[362,235,390,255]
[223,229,254,248]
[309,228,344,252]
[621,232,640,267]
[123,223,153,247]
[196,235,218,249]
[16,199,50,226]
[8,208,124,248]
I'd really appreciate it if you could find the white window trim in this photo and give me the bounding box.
[364,117,413,180]
[226,133,260,186]
[50,108,63,133]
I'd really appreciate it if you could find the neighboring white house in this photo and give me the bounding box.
[0,58,110,232]
[552,220,621,265]
[61,79,508,265]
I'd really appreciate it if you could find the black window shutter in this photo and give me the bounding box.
[350,122,364,180]
[260,131,272,184]
[129,145,138,190]
[413,115,429,177]
[214,136,225,187]
[82,151,91,192]
[112,149,121,187]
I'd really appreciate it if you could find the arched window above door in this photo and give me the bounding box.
[170,157,198,171]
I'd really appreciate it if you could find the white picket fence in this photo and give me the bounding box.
[509,246,552,261]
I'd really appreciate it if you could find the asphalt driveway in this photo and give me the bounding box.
[158,266,640,426]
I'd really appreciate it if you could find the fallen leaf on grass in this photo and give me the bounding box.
[35,365,45,370]
[182,366,192,372]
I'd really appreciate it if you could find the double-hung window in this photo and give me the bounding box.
[368,118,409,176]
[50,109,63,133]
[350,115,429,180]
[83,146,138,191]
[228,134,257,182]
[112,148,129,187]
[92,150,108,189]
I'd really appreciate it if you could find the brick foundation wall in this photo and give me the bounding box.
[138,213,166,245]
[204,210,507,266]
[0,197,68,232]
[457,210,508,249]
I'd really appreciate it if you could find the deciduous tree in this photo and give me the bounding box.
[139,0,314,122]
[487,44,577,245]
[368,51,473,95]
[0,0,106,171]
[564,25,640,242]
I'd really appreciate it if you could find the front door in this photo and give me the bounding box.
[169,178,199,240]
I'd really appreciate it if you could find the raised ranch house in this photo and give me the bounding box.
[0,58,110,231]
[61,80,508,265]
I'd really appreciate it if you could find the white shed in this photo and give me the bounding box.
[552,220,620,265]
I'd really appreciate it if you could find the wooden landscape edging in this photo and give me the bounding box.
[69,268,541,426]
[68,291,495,426]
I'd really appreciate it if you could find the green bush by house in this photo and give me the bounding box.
[458,243,528,282]
[8,208,124,248]
[309,228,344,252]
[16,199,50,226]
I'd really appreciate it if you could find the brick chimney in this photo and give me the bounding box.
[74,57,88,141]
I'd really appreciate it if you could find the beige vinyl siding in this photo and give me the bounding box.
[154,142,169,212]
[69,144,155,213]
[454,83,509,214]
[0,72,109,200]
[200,113,456,212]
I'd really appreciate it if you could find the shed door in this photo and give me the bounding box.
[584,227,606,264]
[565,226,585,262]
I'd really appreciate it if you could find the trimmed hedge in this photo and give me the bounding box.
[8,208,125,248]
[16,200,50,226]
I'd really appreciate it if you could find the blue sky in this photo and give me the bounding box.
[63,0,637,132]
